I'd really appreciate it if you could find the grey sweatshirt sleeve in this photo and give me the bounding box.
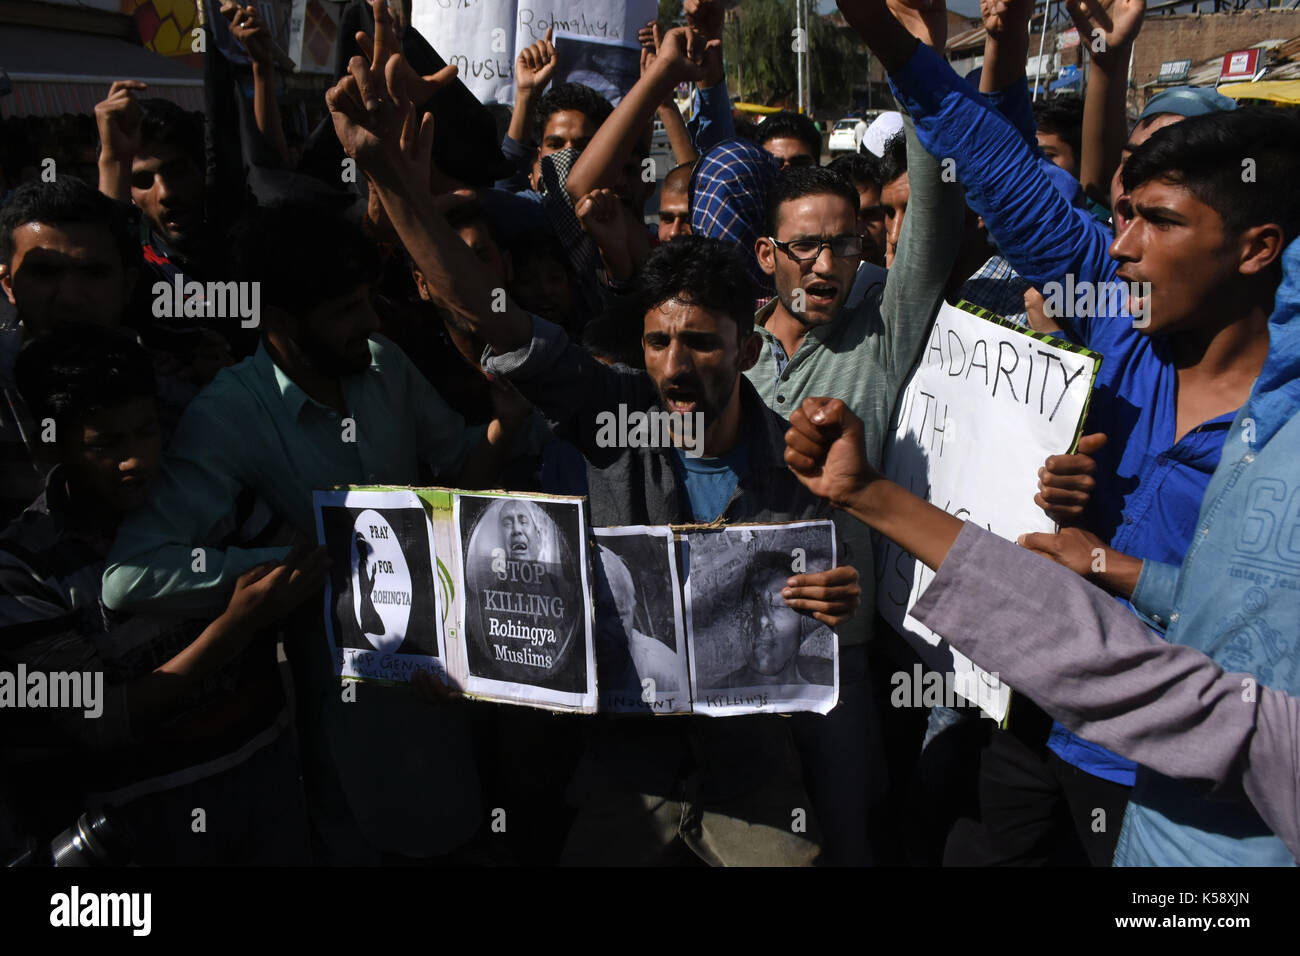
[877,113,966,386]
[910,521,1300,862]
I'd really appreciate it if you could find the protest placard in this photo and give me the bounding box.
[455,492,597,709]
[593,526,689,713]
[685,522,839,716]
[411,0,655,104]
[315,488,839,716]
[875,301,1102,721]
[314,489,447,685]
[552,31,641,106]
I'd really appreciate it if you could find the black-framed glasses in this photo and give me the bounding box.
[769,235,864,261]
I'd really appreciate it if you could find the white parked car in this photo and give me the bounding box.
[828,118,861,154]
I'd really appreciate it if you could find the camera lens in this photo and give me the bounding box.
[49,811,126,867]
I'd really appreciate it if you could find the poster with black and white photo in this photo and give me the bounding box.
[683,522,839,716]
[313,489,446,685]
[552,31,642,106]
[455,492,596,710]
[593,526,689,714]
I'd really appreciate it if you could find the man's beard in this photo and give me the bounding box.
[777,281,842,328]
[295,322,370,377]
[656,369,736,433]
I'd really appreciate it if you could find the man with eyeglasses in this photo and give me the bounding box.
[745,89,964,865]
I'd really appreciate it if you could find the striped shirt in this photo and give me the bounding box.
[957,254,1031,326]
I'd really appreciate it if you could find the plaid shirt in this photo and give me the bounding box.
[689,140,779,297]
[956,254,1031,325]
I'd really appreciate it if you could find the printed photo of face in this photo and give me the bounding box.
[500,501,542,560]
[745,567,803,676]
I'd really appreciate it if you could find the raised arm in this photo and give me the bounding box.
[327,52,532,354]
[854,0,965,382]
[910,520,1300,861]
[226,3,291,167]
[638,22,700,168]
[506,27,557,157]
[682,0,734,151]
[789,393,1300,857]
[838,0,1118,305]
[1068,0,1146,210]
[564,26,718,203]
[979,0,1033,96]
[659,101,698,167]
[977,0,1039,147]
[785,396,965,570]
[94,81,146,201]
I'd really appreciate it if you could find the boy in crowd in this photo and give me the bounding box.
[756,112,823,170]
[1,325,322,863]
[838,0,1297,866]
[0,178,221,521]
[101,202,531,864]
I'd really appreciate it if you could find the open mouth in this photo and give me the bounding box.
[510,536,529,554]
[1117,272,1148,319]
[663,383,700,415]
[804,282,838,307]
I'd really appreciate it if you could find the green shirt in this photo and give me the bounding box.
[100,334,485,858]
[745,116,965,647]
[103,335,482,615]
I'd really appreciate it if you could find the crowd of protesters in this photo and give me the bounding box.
[2,0,1299,867]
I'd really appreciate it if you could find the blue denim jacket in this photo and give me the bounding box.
[1118,238,1300,866]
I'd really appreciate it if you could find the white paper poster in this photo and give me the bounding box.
[314,489,448,684]
[593,526,690,714]
[875,302,1101,721]
[455,492,597,710]
[685,522,839,717]
[411,0,656,104]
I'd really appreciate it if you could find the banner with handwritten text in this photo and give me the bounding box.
[875,302,1102,721]
[411,0,656,104]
